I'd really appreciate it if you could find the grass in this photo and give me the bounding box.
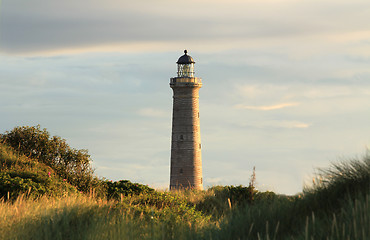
[1,189,368,239]
[0,193,212,240]
[0,139,369,239]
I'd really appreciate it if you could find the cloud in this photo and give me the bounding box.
[235,102,299,111]
[206,177,223,186]
[283,122,310,129]
[240,120,311,129]
[1,0,370,55]
[137,108,168,118]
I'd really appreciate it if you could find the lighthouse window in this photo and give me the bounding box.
[177,63,194,77]
[180,168,183,174]
[180,135,184,140]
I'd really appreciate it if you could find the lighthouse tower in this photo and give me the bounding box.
[169,50,203,190]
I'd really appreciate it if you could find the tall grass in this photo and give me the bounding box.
[0,154,368,239]
[0,193,213,240]
[298,193,369,240]
[2,192,367,240]
[1,195,109,240]
[210,155,370,240]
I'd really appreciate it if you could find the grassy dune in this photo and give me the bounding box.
[0,138,369,239]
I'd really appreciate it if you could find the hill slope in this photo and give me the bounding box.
[0,142,78,199]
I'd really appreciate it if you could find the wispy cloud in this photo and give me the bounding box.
[206,177,223,185]
[137,108,168,118]
[240,120,311,129]
[235,102,299,111]
[284,122,311,129]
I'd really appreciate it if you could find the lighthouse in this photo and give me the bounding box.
[169,50,203,190]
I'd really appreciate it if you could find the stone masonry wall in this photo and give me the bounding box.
[170,77,203,190]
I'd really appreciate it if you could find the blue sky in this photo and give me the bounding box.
[1,0,370,194]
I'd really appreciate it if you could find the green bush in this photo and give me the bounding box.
[195,168,258,218]
[0,171,78,200]
[196,185,258,218]
[0,172,47,198]
[1,125,96,192]
[105,180,155,199]
[0,142,79,200]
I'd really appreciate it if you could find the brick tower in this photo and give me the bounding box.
[169,50,203,190]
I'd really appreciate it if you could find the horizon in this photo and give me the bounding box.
[1,0,370,195]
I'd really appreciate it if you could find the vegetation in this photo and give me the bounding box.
[0,126,369,239]
[0,142,78,200]
[105,179,155,200]
[1,125,98,192]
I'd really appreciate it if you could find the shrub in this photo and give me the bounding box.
[105,180,155,200]
[195,185,258,218]
[196,168,258,218]
[1,125,95,192]
[0,142,79,200]
[0,171,78,200]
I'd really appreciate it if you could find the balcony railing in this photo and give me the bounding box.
[170,77,202,85]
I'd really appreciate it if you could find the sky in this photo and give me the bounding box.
[1,0,370,195]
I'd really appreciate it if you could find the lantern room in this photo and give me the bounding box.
[176,50,195,77]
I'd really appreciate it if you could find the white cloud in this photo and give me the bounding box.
[137,108,168,118]
[206,177,223,186]
[241,120,311,129]
[235,102,299,111]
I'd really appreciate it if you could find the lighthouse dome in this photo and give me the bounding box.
[176,50,195,64]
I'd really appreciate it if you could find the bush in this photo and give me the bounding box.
[195,185,258,218]
[195,168,258,218]
[105,180,155,200]
[0,171,78,200]
[0,172,48,199]
[1,125,95,192]
[0,142,79,200]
